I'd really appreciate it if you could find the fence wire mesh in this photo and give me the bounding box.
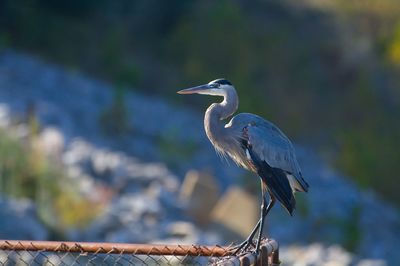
[0,239,279,266]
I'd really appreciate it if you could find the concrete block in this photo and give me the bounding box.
[210,186,259,239]
[179,170,220,225]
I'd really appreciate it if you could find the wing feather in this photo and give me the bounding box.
[246,119,309,192]
[247,144,296,215]
[228,113,309,192]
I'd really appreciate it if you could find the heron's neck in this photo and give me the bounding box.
[204,88,238,145]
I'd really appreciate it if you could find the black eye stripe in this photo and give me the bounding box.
[213,78,232,86]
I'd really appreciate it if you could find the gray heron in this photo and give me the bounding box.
[177,78,309,254]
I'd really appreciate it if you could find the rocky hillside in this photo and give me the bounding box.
[0,50,398,265]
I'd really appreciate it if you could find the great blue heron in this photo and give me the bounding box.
[178,78,309,254]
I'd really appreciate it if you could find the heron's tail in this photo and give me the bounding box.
[287,173,309,193]
[267,166,296,215]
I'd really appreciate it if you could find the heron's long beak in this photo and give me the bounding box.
[177,84,211,94]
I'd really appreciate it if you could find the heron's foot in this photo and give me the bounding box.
[251,248,261,257]
[229,239,256,255]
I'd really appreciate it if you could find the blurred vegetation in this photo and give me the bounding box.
[0,130,39,198]
[310,208,362,252]
[99,86,130,136]
[0,128,101,235]
[342,205,362,252]
[157,127,198,167]
[0,0,400,206]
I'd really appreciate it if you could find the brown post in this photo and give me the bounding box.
[258,244,269,265]
[271,249,280,266]
[239,253,256,266]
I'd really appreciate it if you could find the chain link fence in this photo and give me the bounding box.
[0,239,279,265]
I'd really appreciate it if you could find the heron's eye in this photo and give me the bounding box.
[209,83,220,88]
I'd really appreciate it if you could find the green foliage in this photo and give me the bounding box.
[157,127,197,167]
[342,205,362,252]
[99,28,140,86]
[0,128,102,233]
[310,206,362,252]
[99,86,130,136]
[333,71,400,203]
[0,130,39,198]
[386,23,400,65]
[295,194,310,218]
[0,32,10,50]
[337,123,400,200]
[52,184,103,229]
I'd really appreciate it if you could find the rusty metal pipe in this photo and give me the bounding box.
[0,240,232,257]
[0,239,279,265]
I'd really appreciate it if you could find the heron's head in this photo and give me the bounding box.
[177,78,234,97]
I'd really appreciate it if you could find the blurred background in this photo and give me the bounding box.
[0,0,399,265]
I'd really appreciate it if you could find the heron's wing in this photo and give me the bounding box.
[235,114,309,192]
[247,122,296,170]
[247,121,309,193]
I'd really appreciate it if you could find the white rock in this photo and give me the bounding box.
[0,103,10,127]
[38,126,64,159]
[281,243,353,266]
[357,259,387,266]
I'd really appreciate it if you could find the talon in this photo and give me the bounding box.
[230,239,255,256]
[252,250,260,257]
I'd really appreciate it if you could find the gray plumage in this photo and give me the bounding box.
[178,78,309,253]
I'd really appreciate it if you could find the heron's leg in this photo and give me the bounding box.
[232,187,268,254]
[244,219,261,245]
[231,219,261,254]
[255,194,275,254]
